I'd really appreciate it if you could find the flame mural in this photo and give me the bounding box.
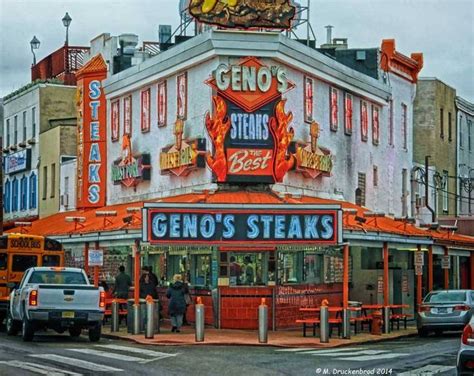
[270,99,295,182]
[205,96,231,182]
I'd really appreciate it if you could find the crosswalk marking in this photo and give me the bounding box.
[0,360,82,376]
[68,348,146,362]
[95,344,178,359]
[397,365,456,375]
[339,353,410,362]
[300,348,368,355]
[29,354,123,373]
[275,348,318,352]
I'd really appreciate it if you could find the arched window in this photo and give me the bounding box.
[20,176,28,211]
[12,178,18,212]
[29,173,37,209]
[355,188,363,207]
[4,179,10,213]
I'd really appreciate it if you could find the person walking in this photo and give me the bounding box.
[140,273,158,299]
[166,274,188,333]
[113,266,131,299]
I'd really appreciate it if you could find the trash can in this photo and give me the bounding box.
[348,301,362,333]
[127,299,146,333]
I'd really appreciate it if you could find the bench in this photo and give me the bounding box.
[390,313,413,330]
[103,299,128,323]
[295,319,320,337]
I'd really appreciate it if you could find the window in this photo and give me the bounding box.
[41,255,61,267]
[360,101,368,142]
[356,172,366,206]
[278,251,303,283]
[0,253,6,270]
[389,99,394,146]
[190,254,211,287]
[442,170,448,213]
[304,76,314,123]
[402,103,408,149]
[448,112,452,142]
[440,108,444,138]
[4,179,10,213]
[372,105,380,145]
[177,72,187,120]
[12,178,18,211]
[123,96,132,135]
[42,166,48,200]
[229,253,267,286]
[29,173,37,209]
[402,169,408,217]
[20,176,28,211]
[32,107,36,139]
[14,115,18,144]
[344,93,353,135]
[373,166,378,187]
[6,119,10,146]
[12,255,38,272]
[157,81,167,127]
[111,100,120,141]
[50,163,56,198]
[469,120,472,152]
[141,88,151,132]
[330,87,338,131]
[22,111,27,142]
[460,115,463,149]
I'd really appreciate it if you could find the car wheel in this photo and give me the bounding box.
[88,323,101,342]
[69,327,82,337]
[417,327,429,337]
[6,311,20,336]
[22,317,35,342]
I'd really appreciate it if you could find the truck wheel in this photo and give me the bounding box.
[417,327,429,337]
[6,311,20,336]
[89,323,101,342]
[22,317,35,342]
[69,327,82,337]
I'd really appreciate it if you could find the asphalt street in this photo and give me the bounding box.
[0,328,461,376]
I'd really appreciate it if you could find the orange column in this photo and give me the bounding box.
[93,241,100,288]
[84,242,89,276]
[133,240,140,305]
[417,244,422,310]
[444,247,449,289]
[428,245,433,292]
[383,242,389,307]
[343,243,349,309]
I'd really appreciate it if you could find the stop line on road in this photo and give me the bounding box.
[0,344,179,375]
[275,347,410,362]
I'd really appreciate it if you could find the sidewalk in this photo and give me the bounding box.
[102,323,418,348]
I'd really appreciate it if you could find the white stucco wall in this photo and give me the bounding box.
[101,31,416,218]
[59,158,77,212]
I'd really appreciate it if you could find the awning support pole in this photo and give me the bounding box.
[417,244,423,311]
[428,245,433,292]
[343,243,349,309]
[383,242,389,307]
[444,247,449,290]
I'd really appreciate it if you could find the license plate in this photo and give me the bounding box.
[62,311,75,318]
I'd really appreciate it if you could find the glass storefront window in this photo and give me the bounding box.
[167,254,188,283]
[191,254,211,287]
[303,252,324,284]
[278,252,303,284]
[229,252,267,286]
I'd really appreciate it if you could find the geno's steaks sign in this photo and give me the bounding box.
[143,203,342,245]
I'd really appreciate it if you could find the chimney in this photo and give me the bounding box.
[325,25,334,45]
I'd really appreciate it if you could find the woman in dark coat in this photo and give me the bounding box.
[140,274,158,299]
[166,274,188,332]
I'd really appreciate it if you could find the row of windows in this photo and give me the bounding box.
[4,107,36,148]
[459,115,473,152]
[3,173,37,213]
[109,75,409,151]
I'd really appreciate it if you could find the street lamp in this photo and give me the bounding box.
[30,36,40,65]
[62,12,72,46]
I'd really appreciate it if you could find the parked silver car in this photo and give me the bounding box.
[457,316,474,375]
[417,290,474,337]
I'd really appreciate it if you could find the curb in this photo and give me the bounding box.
[101,330,418,348]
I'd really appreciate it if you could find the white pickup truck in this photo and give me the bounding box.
[5,266,105,342]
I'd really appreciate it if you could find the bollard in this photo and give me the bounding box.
[320,303,329,343]
[383,306,391,334]
[111,300,119,332]
[195,297,205,342]
[342,308,351,339]
[258,298,268,344]
[145,296,155,339]
[132,304,141,335]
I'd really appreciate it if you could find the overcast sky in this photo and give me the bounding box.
[0,0,473,101]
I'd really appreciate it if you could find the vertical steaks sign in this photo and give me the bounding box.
[204,57,333,183]
[143,203,343,245]
[75,54,107,208]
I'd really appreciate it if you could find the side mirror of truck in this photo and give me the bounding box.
[6,282,16,289]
